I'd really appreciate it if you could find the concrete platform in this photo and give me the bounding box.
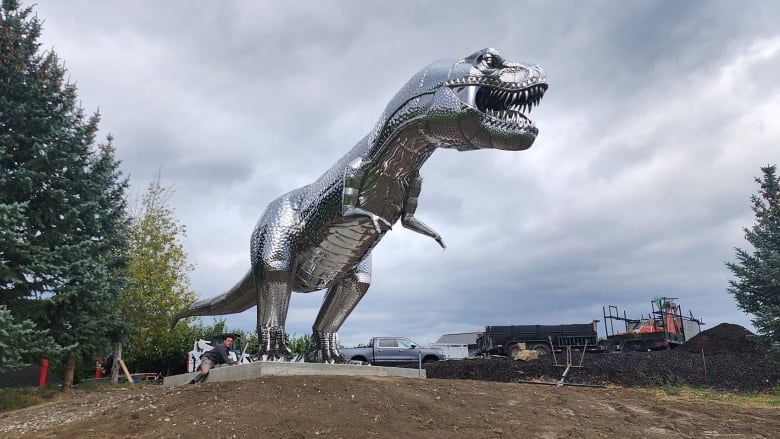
[163,361,426,386]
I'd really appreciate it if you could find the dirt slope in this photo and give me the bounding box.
[1,375,779,439]
[2,324,777,438]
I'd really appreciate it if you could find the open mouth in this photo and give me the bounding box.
[452,80,547,130]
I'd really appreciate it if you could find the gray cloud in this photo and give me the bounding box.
[31,0,779,347]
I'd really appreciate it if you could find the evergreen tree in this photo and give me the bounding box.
[0,305,60,372]
[122,177,197,375]
[726,165,780,347]
[0,0,130,390]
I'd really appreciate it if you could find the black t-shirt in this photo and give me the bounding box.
[201,343,231,364]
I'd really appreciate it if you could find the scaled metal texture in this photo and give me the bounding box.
[173,48,548,362]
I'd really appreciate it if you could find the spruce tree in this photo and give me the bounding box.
[1,0,130,389]
[726,165,780,347]
[0,305,60,372]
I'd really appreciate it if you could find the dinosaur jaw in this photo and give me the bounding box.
[450,79,547,148]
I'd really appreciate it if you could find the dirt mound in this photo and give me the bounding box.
[426,324,780,392]
[681,322,760,354]
[3,375,780,438]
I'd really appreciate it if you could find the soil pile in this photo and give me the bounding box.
[681,322,761,354]
[426,324,780,391]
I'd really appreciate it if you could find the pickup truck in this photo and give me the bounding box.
[341,337,447,366]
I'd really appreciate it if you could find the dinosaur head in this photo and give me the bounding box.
[378,48,547,152]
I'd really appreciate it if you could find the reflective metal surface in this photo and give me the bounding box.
[173,48,547,362]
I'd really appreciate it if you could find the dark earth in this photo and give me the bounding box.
[427,323,780,392]
[1,323,778,438]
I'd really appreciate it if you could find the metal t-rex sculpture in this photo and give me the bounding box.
[173,48,547,362]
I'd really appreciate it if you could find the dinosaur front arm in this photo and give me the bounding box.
[341,157,391,233]
[401,176,446,249]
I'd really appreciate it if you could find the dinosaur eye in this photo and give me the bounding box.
[480,54,495,67]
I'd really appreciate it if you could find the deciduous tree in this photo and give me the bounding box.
[121,177,197,375]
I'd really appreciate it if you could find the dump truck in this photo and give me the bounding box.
[602,297,704,352]
[476,321,602,358]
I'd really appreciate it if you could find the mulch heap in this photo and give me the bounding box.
[425,323,780,392]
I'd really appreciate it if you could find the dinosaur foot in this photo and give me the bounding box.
[254,353,305,363]
[311,330,344,363]
[257,325,293,361]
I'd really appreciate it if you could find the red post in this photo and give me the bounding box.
[39,358,48,388]
[95,356,103,379]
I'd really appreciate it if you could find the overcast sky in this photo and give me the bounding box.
[31,1,778,347]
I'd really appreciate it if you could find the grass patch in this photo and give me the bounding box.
[0,380,153,412]
[0,387,60,411]
[641,371,687,395]
[648,383,780,409]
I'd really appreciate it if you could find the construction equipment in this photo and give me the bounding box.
[602,297,704,352]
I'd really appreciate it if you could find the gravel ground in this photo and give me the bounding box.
[426,323,780,392]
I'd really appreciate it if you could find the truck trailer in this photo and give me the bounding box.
[476,321,602,358]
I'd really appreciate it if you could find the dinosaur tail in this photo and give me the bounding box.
[172,269,256,327]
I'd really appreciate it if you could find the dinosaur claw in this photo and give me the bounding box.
[343,207,391,234]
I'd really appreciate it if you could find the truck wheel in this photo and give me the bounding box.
[506,344,520,359]
[422,356,438,364]
[531,344,551,356]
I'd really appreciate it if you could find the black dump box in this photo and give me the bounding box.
[477,322,600,356]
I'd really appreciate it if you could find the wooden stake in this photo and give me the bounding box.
[118,359,134,385]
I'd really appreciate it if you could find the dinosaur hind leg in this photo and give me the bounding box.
[254,266,294,360]
[251,199,300,361]
[311,254,372,363]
